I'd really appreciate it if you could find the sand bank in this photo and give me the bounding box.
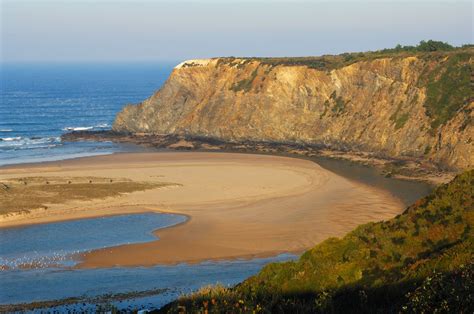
[0,152,404,268]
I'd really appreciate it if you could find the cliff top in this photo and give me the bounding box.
[175,41,473,71]
[174,59,214,69]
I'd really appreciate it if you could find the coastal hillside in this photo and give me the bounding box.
[113,44,473,170]
[160,169,474,313]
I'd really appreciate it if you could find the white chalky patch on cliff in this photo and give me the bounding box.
[175,59,212,69]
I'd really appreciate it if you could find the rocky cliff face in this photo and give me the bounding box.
[113,51,473,170]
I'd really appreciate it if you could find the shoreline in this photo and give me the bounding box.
[1,151,406,268]
[0,205,190,230]
[0,287,169,313]
[61,131,458,185]
[3,130,453,186]
[0,147,434,209]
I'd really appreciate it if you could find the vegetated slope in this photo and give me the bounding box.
[159,170,474,313]
[0,177,169,215]
[114,43,473,170]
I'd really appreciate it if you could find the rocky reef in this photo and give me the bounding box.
[113,49,473,170]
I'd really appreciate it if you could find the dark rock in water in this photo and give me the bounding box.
[61,130,114,141]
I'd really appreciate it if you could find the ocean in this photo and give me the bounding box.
[0,62,176,166]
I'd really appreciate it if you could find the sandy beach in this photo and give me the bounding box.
[0,152,404,268]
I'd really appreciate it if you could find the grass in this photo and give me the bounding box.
[0,176,171,215]
[159,169,474,313]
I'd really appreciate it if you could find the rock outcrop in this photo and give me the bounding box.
[113,50,473,170]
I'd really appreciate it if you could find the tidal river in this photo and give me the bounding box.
[0,157,432,312]
[0,212,296,312]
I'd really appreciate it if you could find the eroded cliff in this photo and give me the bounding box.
[113,50,473,170]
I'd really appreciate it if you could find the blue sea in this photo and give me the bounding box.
[0,62,176,165]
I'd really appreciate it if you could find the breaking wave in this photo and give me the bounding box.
[62,123,110,132]
[0,136,62,150]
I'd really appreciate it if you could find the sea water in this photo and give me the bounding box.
[0,62,175,165]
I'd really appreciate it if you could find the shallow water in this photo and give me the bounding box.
[312,156,433,206]
[1,254,296,311]
[0,212,295,311]
[0,213,186,269]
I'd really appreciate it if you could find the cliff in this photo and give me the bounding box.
[113,49,473,170]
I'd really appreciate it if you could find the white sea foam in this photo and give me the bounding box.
[0,129,13,132]
[0,250,80,270]
[62,126,94,131]
[0,136,61,149]
[1,137,22,141]
[62,124,110,132]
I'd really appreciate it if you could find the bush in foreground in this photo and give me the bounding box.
[158,170,473,313]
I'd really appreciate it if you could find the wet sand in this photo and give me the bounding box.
[0,152,404,268]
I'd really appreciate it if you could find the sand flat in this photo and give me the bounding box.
[0,152,404,268]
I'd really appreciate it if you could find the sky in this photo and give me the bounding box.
[1,0,472,63]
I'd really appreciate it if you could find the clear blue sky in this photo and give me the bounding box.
[1,0,472,62]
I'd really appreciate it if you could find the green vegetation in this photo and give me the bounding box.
[381,40,455,53]
[331,93,346,116]
[319,101,329,119]
[394,113,409,130]
[390,103,410,130]
[421,53,472,130]
[160,170,474,313]
[220,41,472,129]
[0,177,172,215]
[320,92,347,118]
[230,68,259,92]
[217,40,470,71]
